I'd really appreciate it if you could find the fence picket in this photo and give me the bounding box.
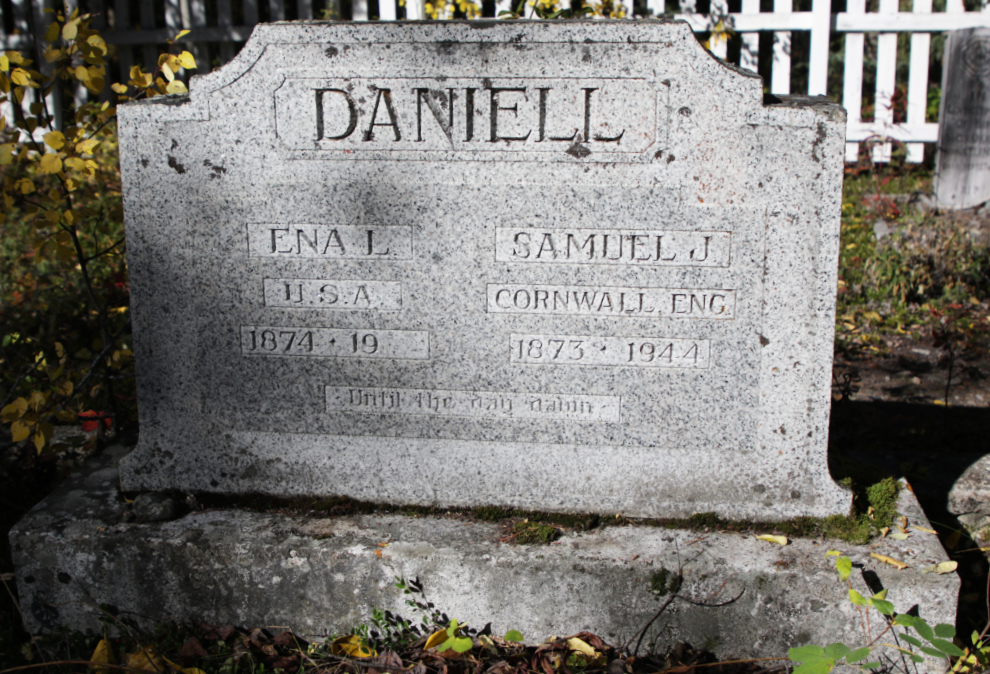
[771,0,791,94]
[243,0,259,25]
[808,0,829,94]
[379,0,397,20]
[906,0,932,162]
[843,0,865,161]
[740,0,760,72]
[873,0,899,163]
[353,0,369,20]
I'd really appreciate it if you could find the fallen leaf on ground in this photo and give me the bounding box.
[888,532,910,541]
[90,638,115,674]
[914,526,938,534]
[331,635,377,658]
[870,553,908,570]
[756,534,788,546]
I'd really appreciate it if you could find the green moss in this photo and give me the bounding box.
[513,520,560,545]
[649,567,683,598]
[866,477,900,528]
[186,475,898,546]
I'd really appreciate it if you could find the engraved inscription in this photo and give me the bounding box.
[241,326,428,359]
[487,285,735,319]
[511,334,710,369]
[275,78,655,154]
[247,224,412,259]
[264,279,402,310]
[495,228,730,267]
[326,387,620,422]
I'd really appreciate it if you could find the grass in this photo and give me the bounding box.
[836,162,990,359]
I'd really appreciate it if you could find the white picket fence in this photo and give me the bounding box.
[2,0,990,162]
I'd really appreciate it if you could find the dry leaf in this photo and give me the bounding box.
[125,645,165,673]
[914,526,938,534]
[888,532,910,541]
[90,638,115,674]
[330,635,376,658]
[934,561,958,574]
[425,630,448,651]
[880,527,889,538]
[870,553,908,570]
[756,534,788,546]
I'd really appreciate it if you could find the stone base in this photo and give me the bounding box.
[11,444,959,664]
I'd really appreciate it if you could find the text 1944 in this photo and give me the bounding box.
[510,334,710,369]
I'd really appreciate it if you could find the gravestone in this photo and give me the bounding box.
[935,27,990,210]
[117,19,849,519]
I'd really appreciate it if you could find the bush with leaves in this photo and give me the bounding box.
[0,9,196,456]
[787,552,969,674]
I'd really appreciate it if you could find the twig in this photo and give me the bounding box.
[632,594,677,657]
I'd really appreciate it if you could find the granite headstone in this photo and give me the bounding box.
[935,27,990,210]
[117,20,849,519]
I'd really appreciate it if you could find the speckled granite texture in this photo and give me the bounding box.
[117,20,849,519]
[12,444,959,666]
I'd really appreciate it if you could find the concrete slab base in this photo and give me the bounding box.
[11,444,960,664]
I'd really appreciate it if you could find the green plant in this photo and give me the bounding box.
[0,10,196,454]
[787,552,967,674]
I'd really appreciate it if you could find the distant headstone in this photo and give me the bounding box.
[935,28,990,210]
[118,21,849,519]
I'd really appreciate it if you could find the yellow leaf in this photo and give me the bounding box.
[10,68,31,86]
[177,51,197,69]
[863,310,881,322]
[888,532,910,541]
[74,65,89,81]
[1,398,27,422]
[75,138,99,154]
[62,20,78,41]
[914,526,937,534]
[935,561,958,575]
[34,423,53,453]
[86,35,107,55]
[165,80,188,95]
[756,534,788,546]
[43,48,62,63]
[175,29,191,39]
[64,157,85,172]
[90,637,116,674]
[425,630,448,650]
[125,646,165,673]
[44,22,60,43]
[111,83,127,94]
[39,153,62,174]
[825,550,842,557]
[0,54,8,72]
[43,130,65,150]
[11,420,31,442]
[161,63,175,82]
[330,635,377,658]
[0,143,14,165]
[870,553,908,570]
[880,527,889,537]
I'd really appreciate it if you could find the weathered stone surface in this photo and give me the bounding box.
[132,492,181,522]
[117,20,848,519]
[935,28,990,209]
[948,453,990,516]
[12,444,958,665]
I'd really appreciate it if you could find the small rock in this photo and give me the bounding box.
[874,219,894,241]
[948,454,990,516]
[132,492,180,522]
